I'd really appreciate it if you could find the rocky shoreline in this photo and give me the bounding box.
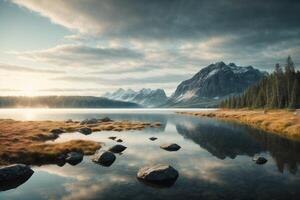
[0,118,161,165]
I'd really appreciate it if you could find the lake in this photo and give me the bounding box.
[0,109,300,200]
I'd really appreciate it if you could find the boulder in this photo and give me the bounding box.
[254,157,268,165]
[80,118,98,125]
[66,152,83,165]
[79,127,92,135]
[50,128,65,134]
[109,144,127,153]
[149,137,157,141]
[160,143,181,151]
[108,136,117,140]
[92,151,116,167]
[116,139,123,143]
[56,154,67,167]
[34,132,59,141]
[0,164,34,191]
[101,117,113,122]
[137,164,178,186]
[65,119,73,123]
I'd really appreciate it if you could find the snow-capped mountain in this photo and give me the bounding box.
[164,62,266,107]
[103,88,168,107]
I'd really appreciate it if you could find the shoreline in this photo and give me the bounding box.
[0,118,160,165]
[178,109,300,140]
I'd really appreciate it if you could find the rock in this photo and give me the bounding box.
[80,118,99,125]
[160,143,181,151]
[56,154,67,167]
[79,127,92,135]
[50,128,65,134]
[92,151,116,167]
[254,157,268,165]
[47,132,59,140]
[65,119,73,123]
[137,164,178,186]
[109,144,127,153]
[108,136,117,140]
[116,139,123,143]
[0,164,34,191]
[101,117,113,122]
[34,132,59,141]
[66,152,83,165]
[149,137,157,141]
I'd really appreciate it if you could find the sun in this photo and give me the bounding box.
[21,86,38,96]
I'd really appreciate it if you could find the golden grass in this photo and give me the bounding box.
[179,109,300,139]
[0,119,161,165]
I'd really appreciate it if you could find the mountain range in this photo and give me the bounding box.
[103,88,168,107]
[104,62,266,108]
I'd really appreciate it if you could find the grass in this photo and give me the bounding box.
[179,109,300,139]
[0,119,161,165]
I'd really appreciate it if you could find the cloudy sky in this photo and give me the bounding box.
[0,0,299,96]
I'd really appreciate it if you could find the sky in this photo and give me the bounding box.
[0,0,300,96]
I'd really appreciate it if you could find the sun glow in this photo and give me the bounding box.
[21,86,38,96]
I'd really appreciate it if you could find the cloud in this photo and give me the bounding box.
[4,0,300,96]
[14,44,144,67]
[10,0,300,70]
[11,0,300,40]
[0,63,64,74]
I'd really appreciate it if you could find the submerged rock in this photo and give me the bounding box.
[101,117,113,122]
[66,152,83,165]
[116,139,123,143]
[160,143,181,151]
[254,157,268,165]
[56,154,67,167]
[149,137,157,141]
[79,127,92,135]
[80,118,98,125]
[108,136,117,140]
[92,151,116,167]
[50,128,65,134]
[0,164,34,191]
[109,144,127,153]
[34,132,59,141]
[137,164,178,186]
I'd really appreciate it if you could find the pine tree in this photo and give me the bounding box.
[221,56,299,109]
[289,79,299,109]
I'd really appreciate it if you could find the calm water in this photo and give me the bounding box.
[1,109,300,200]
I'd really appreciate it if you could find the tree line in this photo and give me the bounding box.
[0,96,140,108]
[221,56,300,109]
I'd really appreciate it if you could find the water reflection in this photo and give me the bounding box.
[176,118,264,159]
[1,110,300,200]
[249,129,300,174]
[0,173,33,192]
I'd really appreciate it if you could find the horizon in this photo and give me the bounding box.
[1,0,300,96]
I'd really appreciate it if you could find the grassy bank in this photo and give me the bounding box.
[0,119,160,165]
[179,109,300,139]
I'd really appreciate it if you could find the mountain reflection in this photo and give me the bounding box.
[249,129,300,174]
[176,120,264,159]
[176,117,300,174]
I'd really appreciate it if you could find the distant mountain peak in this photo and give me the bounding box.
[103,88,168,107]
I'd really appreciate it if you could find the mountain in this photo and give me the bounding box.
[164,62,266,107]
[103,88,168,107]
[0,96,140,108]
